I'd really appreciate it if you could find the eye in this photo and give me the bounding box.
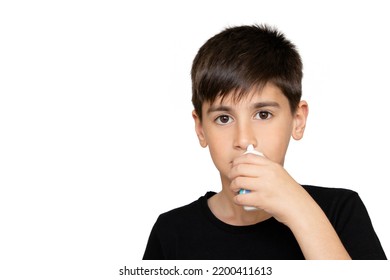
[256,111,272,120]
[215,115,233,125]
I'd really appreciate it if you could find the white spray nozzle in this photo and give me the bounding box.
[244,144,264,157]
[239,144,264,211]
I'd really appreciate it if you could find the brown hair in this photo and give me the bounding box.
[191,24,303,120]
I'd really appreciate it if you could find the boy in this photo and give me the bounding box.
[143,24,386,259]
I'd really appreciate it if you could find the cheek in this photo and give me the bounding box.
[206,132,233,174]
[262,123,293,164]
[266,138,290,164]
[208,141,230,166]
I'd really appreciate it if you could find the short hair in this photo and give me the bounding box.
[191,24,303,120]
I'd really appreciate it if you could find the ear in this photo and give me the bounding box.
[192,110,208,148]
[292,100,309,140]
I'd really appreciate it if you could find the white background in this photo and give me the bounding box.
[1,0,389,279]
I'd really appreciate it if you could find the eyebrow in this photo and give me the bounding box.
[207,101,281,114]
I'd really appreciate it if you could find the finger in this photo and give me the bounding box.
[234,191,259,207]
[231,153,267,167]
[230,176,256,193]
[234,191,266,210]
[229,163,263,180]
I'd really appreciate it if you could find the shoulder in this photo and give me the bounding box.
[154,192,214,231]
[302,186,387,259]
[158,198,201,225]
[302,185,359,206]
[301,185,364,220]
[301,185,372,233]
[302,184,357,197]
[143,192,215,259]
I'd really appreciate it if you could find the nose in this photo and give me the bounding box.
[233,120,257,151]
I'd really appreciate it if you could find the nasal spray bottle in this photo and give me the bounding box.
[238,144,264,211]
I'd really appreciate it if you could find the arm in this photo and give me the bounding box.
[230,154,351,259]
[280,185,351,260]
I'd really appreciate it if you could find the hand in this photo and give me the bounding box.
[229,153,312,226]
[229,152,351,259]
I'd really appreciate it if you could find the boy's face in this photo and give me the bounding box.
[193,83,308,182]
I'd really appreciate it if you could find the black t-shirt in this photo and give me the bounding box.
[143,185,387,260]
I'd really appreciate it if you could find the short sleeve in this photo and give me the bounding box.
[142,218,165,260]
[335,192,387,260]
